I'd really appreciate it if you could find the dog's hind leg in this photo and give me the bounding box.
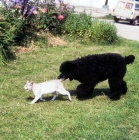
[121,80,127,95]
[108,77,123,100]
[51,92,57,101]
[56,84,72,101]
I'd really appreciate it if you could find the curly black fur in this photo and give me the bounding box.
[58,53,135,100]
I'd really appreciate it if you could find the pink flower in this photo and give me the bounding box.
[33,10,37,15]
[41,8,47,13]
[58,15,64,21]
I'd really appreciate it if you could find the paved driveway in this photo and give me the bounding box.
[112,21,139,41]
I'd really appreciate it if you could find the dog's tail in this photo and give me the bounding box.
[124,55,135,65]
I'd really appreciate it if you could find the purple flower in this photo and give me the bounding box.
[28,5,37,14]
[58,0,62,3]
[21,0,24,3]
[43,2,47,8]
[16,2,20,6]
[17,0,24,4]
[23,5,28,15]
[53,2,56,6]
[67,5,72,9]
[10,0,15,2]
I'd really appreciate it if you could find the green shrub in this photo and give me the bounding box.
[0,1,74,65]
[20,0,74,35]
[62,12,118,44]
[62,11,92,37]
[88,19,118,44]
[100,14,113,20]
[0,12,13,64]
[0,1,118,65]
[0,8,25,64]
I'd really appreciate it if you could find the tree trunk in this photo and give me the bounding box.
[105,0,108,5]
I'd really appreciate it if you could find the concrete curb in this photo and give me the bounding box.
[74,6,112,17]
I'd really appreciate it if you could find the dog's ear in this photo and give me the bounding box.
[63,61,76,81]
[59,61,76,81]
[60,61,76,72]
[60,61,72,72]
[69,67,76,81]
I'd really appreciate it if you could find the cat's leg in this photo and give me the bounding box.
[29,94,42,104]
[51,92,57,101]
[56,84,72,101]
[39,96,46,102]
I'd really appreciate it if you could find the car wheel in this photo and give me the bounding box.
[130,21,133,24]
[132,19,138,26]
[114,17,119,23]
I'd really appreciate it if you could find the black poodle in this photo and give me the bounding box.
[58,53,135,100]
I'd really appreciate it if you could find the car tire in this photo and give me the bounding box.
[114,17,119,23]
[132,19,138,26]
[130,21,133,24]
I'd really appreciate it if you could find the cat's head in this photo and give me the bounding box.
[24,80,33,91]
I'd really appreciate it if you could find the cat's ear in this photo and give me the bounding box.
[27,80,30,83]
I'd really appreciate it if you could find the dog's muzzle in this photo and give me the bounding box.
[57,73,68,80]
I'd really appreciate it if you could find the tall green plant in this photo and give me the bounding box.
[0,0,75,65]
[88,19,118,44]
[62,11,118,44]
[0,45,7,65]
[62,11,92,37]
[0,8,23,65]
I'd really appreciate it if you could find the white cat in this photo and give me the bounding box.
[24,79,72,104]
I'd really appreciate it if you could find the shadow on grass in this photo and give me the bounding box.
[26,94,72,103]
[69,88,110,100]
[26,88,110,103]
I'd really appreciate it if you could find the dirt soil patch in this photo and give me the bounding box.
[48,36,67,47]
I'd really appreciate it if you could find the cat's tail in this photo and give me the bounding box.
[125,55,135,65]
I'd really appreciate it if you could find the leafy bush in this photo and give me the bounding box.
[100,14,113,20]
[62,11,92,37]
[62,12,118,44]
[0,0,73,65]
[88,19,118,44]
[0,8,22,64]
[0,0,118,65]
[1,0,73,42]
[19,0,73,34]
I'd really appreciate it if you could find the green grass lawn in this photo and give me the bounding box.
[0,38,139,140]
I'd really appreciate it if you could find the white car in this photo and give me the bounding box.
[112,0,139,25]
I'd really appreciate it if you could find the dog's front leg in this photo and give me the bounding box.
[51,92,57,101]
[29,94,42,104]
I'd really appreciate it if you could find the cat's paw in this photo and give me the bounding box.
[29,102,34,104]
[40,99,46,102]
